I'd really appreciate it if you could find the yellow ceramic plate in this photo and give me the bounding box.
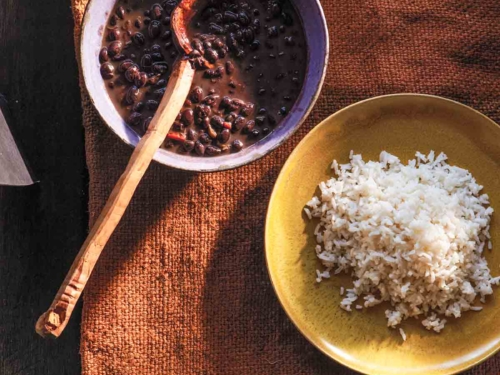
[266,94,500,375]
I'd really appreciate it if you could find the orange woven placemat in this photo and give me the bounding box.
[71,0,500,373]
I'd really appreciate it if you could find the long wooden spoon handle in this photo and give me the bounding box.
[36,59,195,338]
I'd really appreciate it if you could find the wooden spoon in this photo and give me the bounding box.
[36,1,197,338]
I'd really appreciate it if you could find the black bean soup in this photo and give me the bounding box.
[100,0,307,156]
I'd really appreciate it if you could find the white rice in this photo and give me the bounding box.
[305,151,497,333]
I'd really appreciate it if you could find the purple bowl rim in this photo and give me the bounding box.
[80,0,329,172]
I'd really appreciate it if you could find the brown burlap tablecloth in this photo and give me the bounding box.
[71,0,500,374]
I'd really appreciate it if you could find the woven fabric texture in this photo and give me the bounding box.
[71,0,500,373]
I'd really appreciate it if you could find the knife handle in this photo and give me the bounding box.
[35,60,194,338]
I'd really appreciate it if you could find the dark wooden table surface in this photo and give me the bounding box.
[0,0,86,374]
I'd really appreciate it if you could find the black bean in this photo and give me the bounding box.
[213,38,225,49]
[107,28,122,42]
[253,18,261,29]
[161,30,172,40]
[199,132,212,145]
[190,50,202,60]
[162,16,171,25]
[146,99,159,110]
[284,36,295,46]
[141,54,153,68]
[205,145,222,156]
[133,101,145,112]
[132,32,146,46]
[210,115,224,128]
[228,22,241,32]
[223,11,238,22]
[230,99,245,110]
[156,79,167,87]
[258,88,266,95]
[281,12,294,26]
[100,63,115,79]
[115,6,125,19]
[118,59,134,72]
[225,61,235,75]
[195,141,206,155]
[258,108,267,114]
[99,47,109,63]
[108,41,123,57]
[279,107,288,115]
[271,2,281,17]
[279,25,286,33]
[243,28,255,43]
[233,116,246,131]
[240,103,254,117]
[109,14,118,26]
[243,120,255,133]
[181,109,194,126]
[143,17,151,25]
[161,0,177,14]
[153,88,166,98]
[189,87,203,103]
[142,116,153,133]
[203,41,213,49]
[151,52,164,62]
[125,86,140,104]
[238,11,250,25]
[148,75,160,86]
[191,39,204,54]
[148,44,160,54]
[208,23,224,34]
[151,3,163,20]
[112,54,127,61]
[255,115,266,125]
[148,20,162,38]
[217,47,227,58]
[164,41,173,49]
[215,66,225,77]
[219,128,230,143]
[267,26,279,38]
[195,104,211,119]
[183,140,195,152]
[202,94,220,107]
[292,77,299,85]
[204,48,219,63]
[231,139,243,152]
[251,129,261,137]
[187,129,197,141]
[220,96,231,109]
[124,65,140,82]
[262,127,270,135]
[201,7,217,20]
[134,72,148,87]
[225,113,237,123]
[134,18,142,29]
[128,112,142,126]
[226,33,238,50]
[235,29,244,43]
[268,114,277,125]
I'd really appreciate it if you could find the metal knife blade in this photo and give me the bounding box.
[0,96,36,186]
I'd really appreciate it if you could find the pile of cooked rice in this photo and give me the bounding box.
[305,151,499,339]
